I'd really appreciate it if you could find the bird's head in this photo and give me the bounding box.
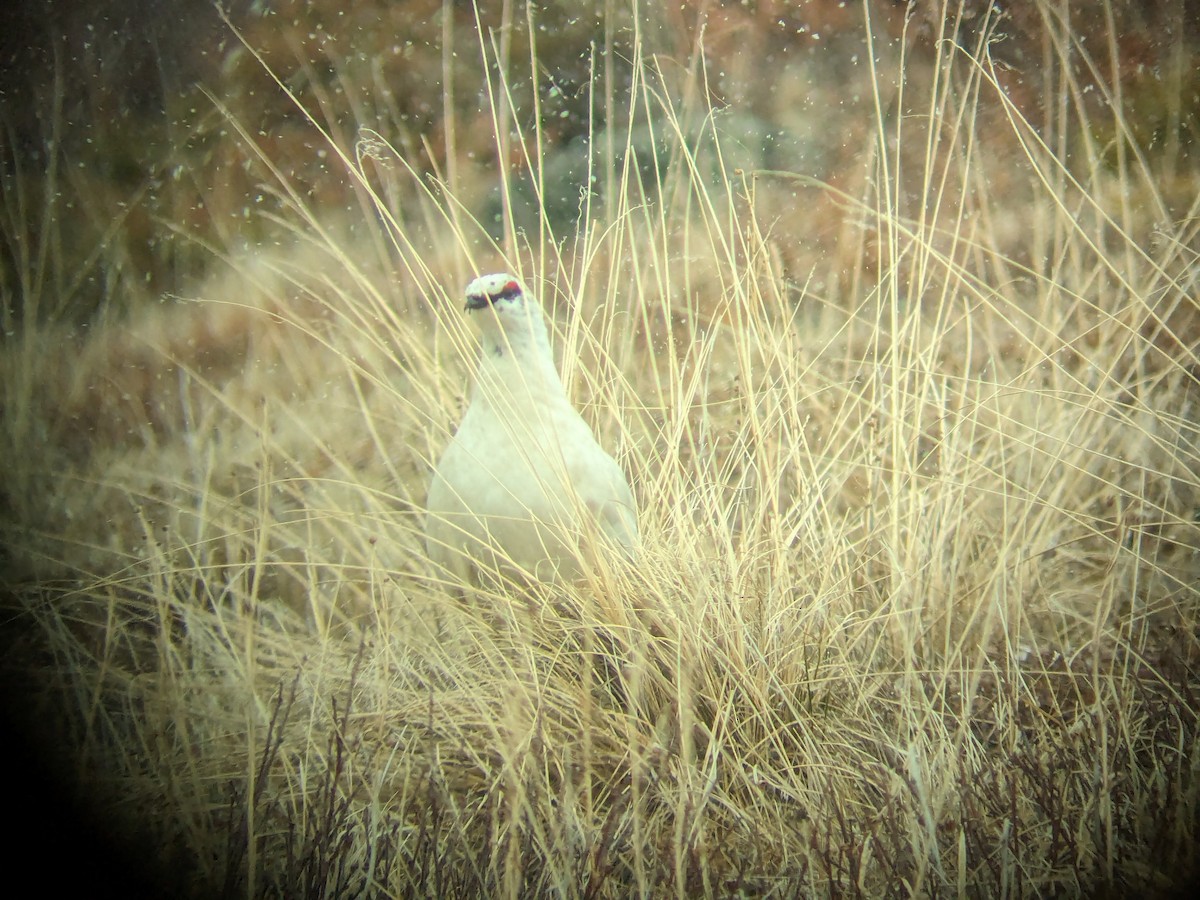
[464,273,527,314]
[463,273,552,361]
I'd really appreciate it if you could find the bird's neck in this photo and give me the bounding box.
[473,308,567,408]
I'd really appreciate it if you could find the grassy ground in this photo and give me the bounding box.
[2,1,1198,896]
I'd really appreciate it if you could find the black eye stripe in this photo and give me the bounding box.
[494,282,522,302]
[464,279,522,310]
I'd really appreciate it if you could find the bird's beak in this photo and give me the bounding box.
[465,294,489,312]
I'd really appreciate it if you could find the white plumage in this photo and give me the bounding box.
[425,273,638,584]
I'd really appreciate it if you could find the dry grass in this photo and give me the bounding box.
[2,1,1198,896]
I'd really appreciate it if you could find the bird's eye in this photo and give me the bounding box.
[497,281,522,301]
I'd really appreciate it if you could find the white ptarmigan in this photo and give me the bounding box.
[425,273,638,584]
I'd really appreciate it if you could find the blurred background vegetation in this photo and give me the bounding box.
[3,0,1197,329]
